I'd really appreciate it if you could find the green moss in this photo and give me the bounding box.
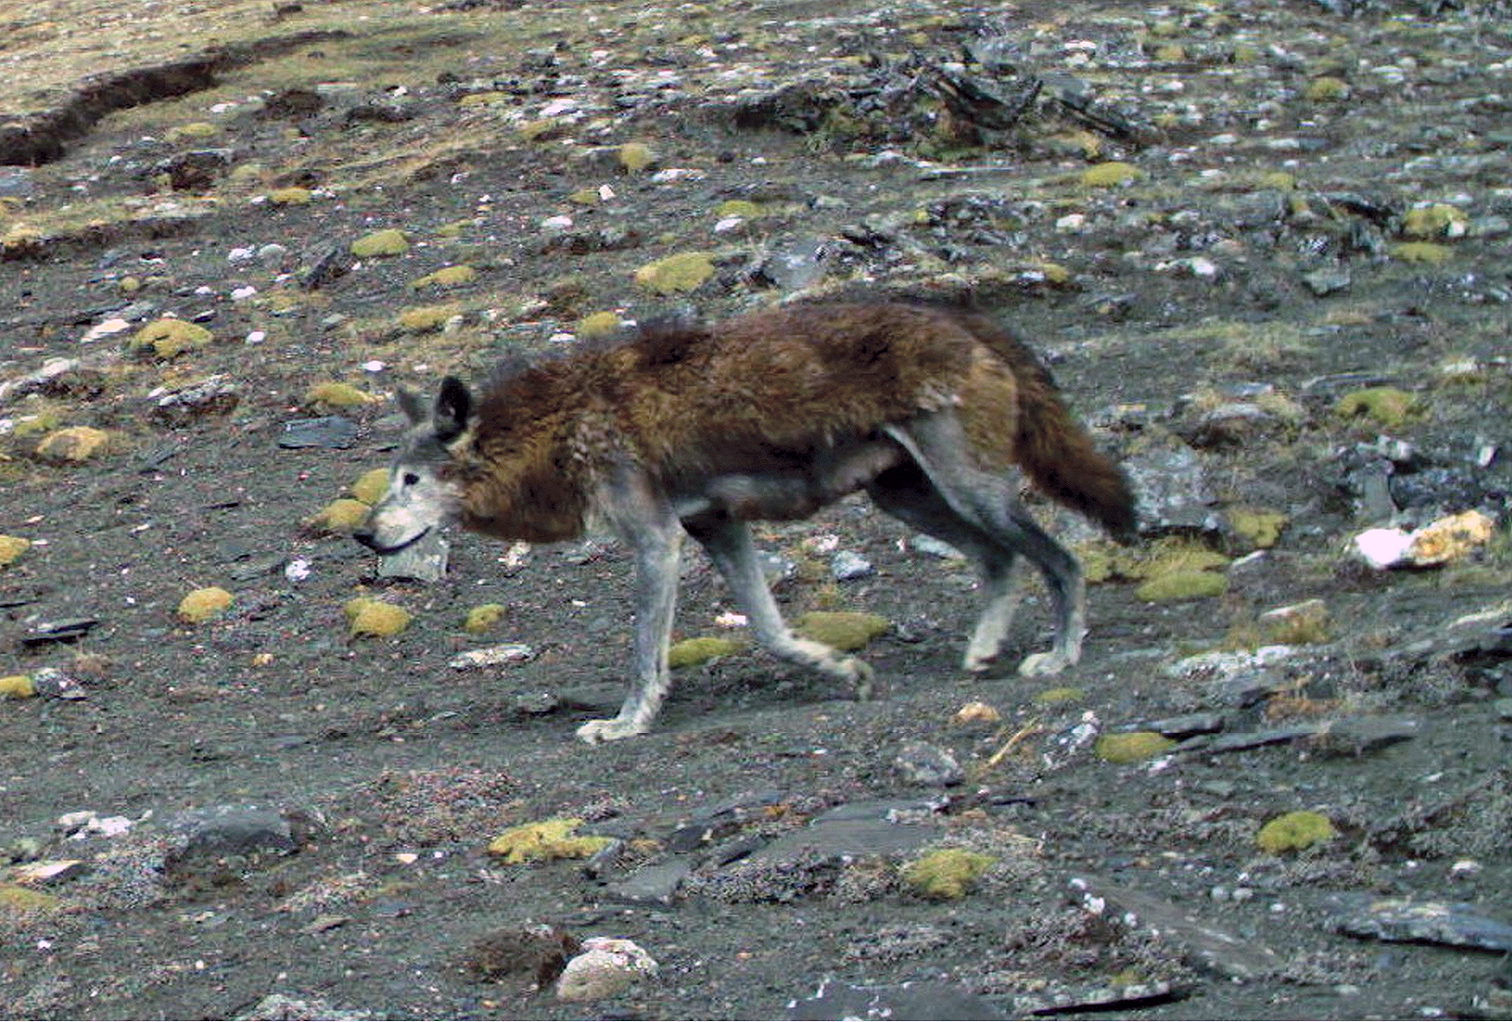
[633,252,715,295]
[1305,76,1349,101]
[1032,686,1085,705]
[1135,569,1227,603]
[0,675,36,698]
[1081,161,1142,188]
[618,142,656,173]
[1227,508,1288,549]
[464,603,509,634]
[1255,810,1335,853]
[1094,731,1176,763]
[311,498,372,533]
[1335,386,1418,428]
[397,305,457,332]
[344,597,411,638]
[0,884,60,917]
[11,411,60,438]
[567,188,601,206]
[268,187,312,205]
[130,318,213,358]
[517,117,563,142]
[487,818,612,863]
[305,382,373,408]
[1152,43,1186,61]
[715,199,764,220]
[351,229,410,258]
[1391,241,1452,265]
[167,122,218,143]
[668,636,746,669]
[350,468,391,506]
[795,611,890,651]
[1259,598,1330,645]
[0,534,31,567]
[901,848,996,900]
[574,311,623,339]
[1258,171,1296,190]
[178,586,234,624]
[1401,204,1466,239]
[411,265,478,289]
[35,426,111,463]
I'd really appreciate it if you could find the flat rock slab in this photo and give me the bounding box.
[786,978,1005,1021]
[1327,894,1512,952]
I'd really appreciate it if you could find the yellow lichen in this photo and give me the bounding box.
[1227,508,1289,549]
[305,382,373,408]
[0,675,36,698]
[178,586,234,624]
[397,305,457,332]
[1255,811,1335,853]
[464,603,509,634]
[574,311,623,339]
[268,187,312,205]
[1081,161,1142,188]
[344,597,411,638]
[351,229,410,258]
[35,427,111,463]
[1095,731,1176,763]
[130,318,213,359]
[794,611,889,651]
[411,265,478,289]
[310,498,372,534]
[0,535,31,567]
[667,636,745,669]
[633,252,715,295]
[487,818,612,863]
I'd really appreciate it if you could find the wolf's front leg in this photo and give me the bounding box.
[577,505,685,744]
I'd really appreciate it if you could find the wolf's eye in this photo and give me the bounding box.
[402,472,420,486]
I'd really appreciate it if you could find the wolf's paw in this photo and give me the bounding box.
[576,716,648,745]
[842,657,876,700]
[1017,650,1074,677]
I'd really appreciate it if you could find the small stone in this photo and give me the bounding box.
[894,740,963,787]
[830,550,873,580]
[556,937,659,1002]
[449,644,536,669]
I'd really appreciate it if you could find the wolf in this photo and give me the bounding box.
[354,301,1137,743]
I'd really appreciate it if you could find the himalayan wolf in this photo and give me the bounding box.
[355,301,1137,743]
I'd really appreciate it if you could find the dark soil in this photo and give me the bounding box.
[3,1,1511,1019]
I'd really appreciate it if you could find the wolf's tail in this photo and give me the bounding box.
[958,311,1139,543]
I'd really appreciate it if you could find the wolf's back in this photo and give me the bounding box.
[955,310,1138,543]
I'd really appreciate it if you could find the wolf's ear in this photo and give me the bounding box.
[433,376,472,441]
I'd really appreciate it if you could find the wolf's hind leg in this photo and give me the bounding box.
[882,415,1087,676]
[685,514,874,697]
[868,466,1023,673]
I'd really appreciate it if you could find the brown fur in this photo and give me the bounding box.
[450,302,1133,544]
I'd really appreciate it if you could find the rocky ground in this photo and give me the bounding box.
[3,0,1512,1018]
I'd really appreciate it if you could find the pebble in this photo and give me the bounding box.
[555,937,658,1002]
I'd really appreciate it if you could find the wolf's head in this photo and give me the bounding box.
[353,376,472,555]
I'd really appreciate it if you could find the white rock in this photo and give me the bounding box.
[556,937,658,1003]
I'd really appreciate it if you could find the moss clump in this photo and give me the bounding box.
[0,675,36,698]
[1258,598,1330,645]
[1391,241,1452,265]
[464,603,509,634]
[350,468,391,506]
[0,535,31,567]
[305,382,373,408]
[397,305,457,332]
[795,611,889,651]
[1136,569,1227,603]
[618,142,657,173]
[35,426,111,463]
[668,636,745,669]
[178,586,234,624]
[901,848,996,900]
[1227,508,1289,550]
[268,187,312,205]
[574,311,623,339]
[167,122,218,143]
[1033,686,1085,706]
[351,229,410,258]
[1335,386,1418,428]
[517,118,563,142]
[0,884,61,917]
[633,252,715,295]
[1255,810,1335,853]
[714,199,763,220]
[131,318,213,358]
[1259,171,1296,190]
[310,498,372,534]
[1081,161,1142,187]
[1095,731,1176,763]
[1402,203,1467,239]
[411,265,478,289]
[1305,76,1349,101]
[488,818,612,864]
[344,597,411,638]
